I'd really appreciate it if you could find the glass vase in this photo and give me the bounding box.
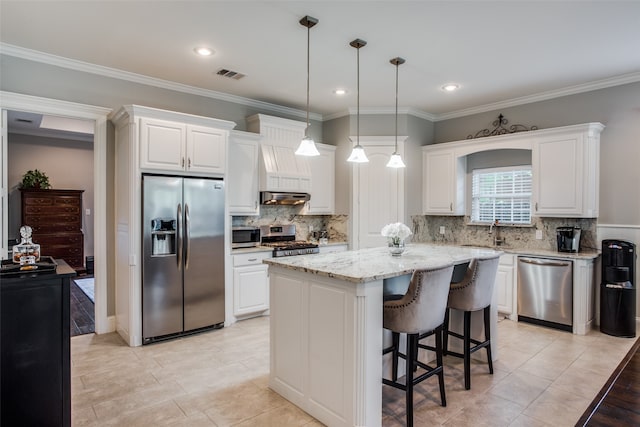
[388,240,405,256]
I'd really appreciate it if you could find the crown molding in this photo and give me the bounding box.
[433,72,640,121]
[0,43,322,122]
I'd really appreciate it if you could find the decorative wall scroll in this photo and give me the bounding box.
[467,114,538,139]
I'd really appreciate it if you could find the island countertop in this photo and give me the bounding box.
[263,243,502,283]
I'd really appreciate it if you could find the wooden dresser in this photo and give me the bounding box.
[20,189,85,271]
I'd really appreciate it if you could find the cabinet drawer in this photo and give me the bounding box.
[24,214,82,227]
[233,251,271,267]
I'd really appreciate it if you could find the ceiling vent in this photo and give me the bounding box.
[216,69,246,80]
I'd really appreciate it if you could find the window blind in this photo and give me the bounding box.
[471,166,532,224]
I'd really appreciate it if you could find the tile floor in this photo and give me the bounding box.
[71,316,638,426]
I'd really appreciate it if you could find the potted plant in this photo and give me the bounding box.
[20,169,51,189]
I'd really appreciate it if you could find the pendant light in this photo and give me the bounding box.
[386,57,406,168]
[347,39,369,163]
[295,15,320,156]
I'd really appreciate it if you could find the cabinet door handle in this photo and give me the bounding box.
[188,158,192,168]
[181,157,185,168]
[248,258,258,262]
[535,202,538,211]
[450,202,453,211]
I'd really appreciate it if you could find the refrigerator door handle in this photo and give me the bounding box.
[177,203,183,270]
[184,203,191,269]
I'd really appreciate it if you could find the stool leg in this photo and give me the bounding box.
[484,306,494,374]
[392,332,400,381]
[405,334,416,427]
[435,326,447,407]
[443,308,450,355]
[464,311,471,390]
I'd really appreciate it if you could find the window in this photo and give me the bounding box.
[471,166,532,224]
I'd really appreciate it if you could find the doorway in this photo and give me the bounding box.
[1,91,111,334]
[351,136,406,249]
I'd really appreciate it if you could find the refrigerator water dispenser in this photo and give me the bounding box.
[151,218,176,256]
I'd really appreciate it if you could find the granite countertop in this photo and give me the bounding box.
[456,244,600,260]
[231,241,348,255]
[263,243,502,284]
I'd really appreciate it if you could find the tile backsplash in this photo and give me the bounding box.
[410,215,598,252]
[232,205,348,243]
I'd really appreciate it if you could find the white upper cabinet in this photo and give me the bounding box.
[185,125,227,174]
[140,118,186,172]
[136,108,234,175]
[422,122,603,218]
[532,123,604,217]
[422,147,466,215]
[228,130,261,215]
[304,142,335,215]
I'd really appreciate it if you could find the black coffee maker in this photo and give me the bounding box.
[600,239,636,337]
[556,226,581,252]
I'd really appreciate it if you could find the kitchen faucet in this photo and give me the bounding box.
[489,219,504,246]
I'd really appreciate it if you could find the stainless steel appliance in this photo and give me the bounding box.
[260,224,319,257]
[260,191,310,205]
[142,174,225,343]
[556,226,581,252]
[517,257,573,331]
[232,226,261,248]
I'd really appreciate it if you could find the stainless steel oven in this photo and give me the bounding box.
[231,227,260,248]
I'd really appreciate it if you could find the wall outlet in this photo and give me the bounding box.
[535,229,543,240]
[439,226,446,235]
[86,208,91,216]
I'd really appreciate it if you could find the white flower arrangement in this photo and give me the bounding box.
[381,222,413,245]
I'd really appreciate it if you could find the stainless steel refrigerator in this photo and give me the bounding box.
[142,174,225,343]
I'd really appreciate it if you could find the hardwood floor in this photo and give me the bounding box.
[577,335,640,426]
[70,278,95,337]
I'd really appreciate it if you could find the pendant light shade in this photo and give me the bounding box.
[347,39,368,163]
[386,57,406,168]
[295,15,320,157]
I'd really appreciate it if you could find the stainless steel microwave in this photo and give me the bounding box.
[232,227,261,248]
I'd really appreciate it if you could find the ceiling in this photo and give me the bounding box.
[1,1,640,121]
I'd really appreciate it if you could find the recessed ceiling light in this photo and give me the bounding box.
[194,47,214,56]
[442,84,460,92]
[333,89,347,96]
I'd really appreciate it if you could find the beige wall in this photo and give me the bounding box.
[7,133,94,260]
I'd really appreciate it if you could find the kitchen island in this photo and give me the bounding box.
[264,244,502,427]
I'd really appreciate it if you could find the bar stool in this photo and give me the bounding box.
[382,264,454,427]
[443,255,500,390]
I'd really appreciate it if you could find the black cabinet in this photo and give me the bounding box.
[1,260,75,427]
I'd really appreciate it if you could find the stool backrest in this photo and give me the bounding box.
[448,255,500,311]
[383,264,454,334]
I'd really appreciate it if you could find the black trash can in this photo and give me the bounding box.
[600,240,636,338]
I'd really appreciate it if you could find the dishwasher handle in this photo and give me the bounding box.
[519,257,571,268]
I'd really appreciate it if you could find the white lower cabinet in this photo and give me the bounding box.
[495,254,516,318]
[233,252,271,318]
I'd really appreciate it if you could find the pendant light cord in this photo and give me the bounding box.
[306,24,310,136]
[394,60,398,152]
[357,46,360,146]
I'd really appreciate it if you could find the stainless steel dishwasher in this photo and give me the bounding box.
[517,257,573,331]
